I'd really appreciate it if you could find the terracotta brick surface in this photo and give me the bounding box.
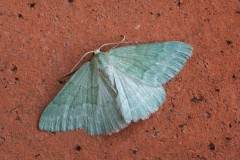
[0,0,239,159]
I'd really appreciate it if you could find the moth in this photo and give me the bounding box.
[39,39,193,135]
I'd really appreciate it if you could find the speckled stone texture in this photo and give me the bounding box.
[0,0,239,159]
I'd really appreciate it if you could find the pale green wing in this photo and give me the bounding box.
[113,67,166,122]
[108,41,193,86]
[39,61,127,135]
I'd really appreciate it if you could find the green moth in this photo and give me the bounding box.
[39,41,193,135]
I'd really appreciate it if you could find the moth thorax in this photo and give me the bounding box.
[95,52,109,68]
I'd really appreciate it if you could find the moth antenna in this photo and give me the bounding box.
[98,35,134,51]
[60,50,94,79]
[60,36,134,79]
[111,35,127,49]
[70,50,95,72]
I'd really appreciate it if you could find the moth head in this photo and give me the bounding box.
[94,49,101,55]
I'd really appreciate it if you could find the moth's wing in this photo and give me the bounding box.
[39,61,127,135]
[113,67,166,122]
[108,41,193,86]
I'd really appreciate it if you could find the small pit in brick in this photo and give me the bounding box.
[225,137,231,141]
[131,149,137,155]
[191,96,204,103]
[226,40,232,45]
[50,132,56,135]
[205,112,211,119]
[197,155,207,160]
[74,145,81,152]
[152,127,160,137]
[149,12,153,15]
[35,154,40,158]
[177,1,183,7]
[18,14,24,19]
[28,3,36,9]
[11,65,18,72]
[68,0,74,3]
[229,124,232,128]
[15,115,21,121]
[0,136,5,145]
[178,124,185,128]
[232,74,236,79]
[209,143,215,151]
[215,88,220,92]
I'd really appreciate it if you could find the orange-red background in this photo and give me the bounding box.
[0,0,239,159]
